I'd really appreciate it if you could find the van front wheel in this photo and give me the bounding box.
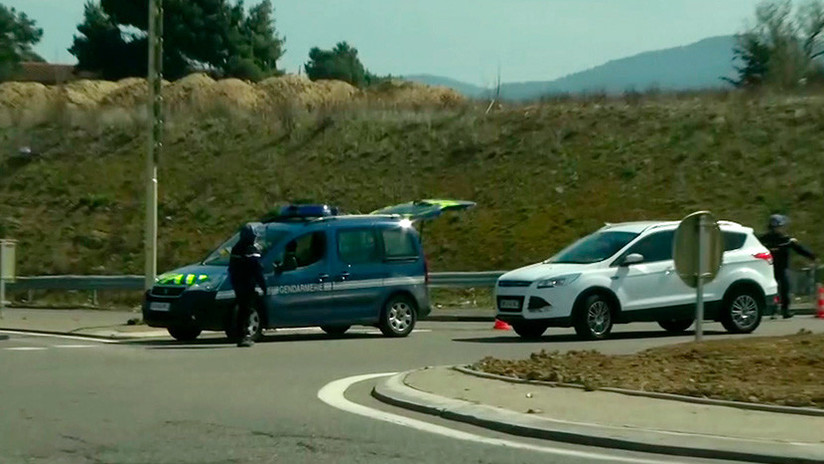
[379,296,417,338]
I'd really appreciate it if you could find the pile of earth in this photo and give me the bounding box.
[0,73,464,118]
[472,330,824,408]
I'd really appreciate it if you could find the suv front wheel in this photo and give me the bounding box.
[573,293,614,340]
[721,288,763,334]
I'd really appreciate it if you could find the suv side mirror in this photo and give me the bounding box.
[622,253,644,266]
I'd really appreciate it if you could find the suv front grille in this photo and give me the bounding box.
[150,286,186,298]
[498,280,532,288]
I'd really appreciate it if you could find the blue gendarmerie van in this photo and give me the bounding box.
[143,204,435,341]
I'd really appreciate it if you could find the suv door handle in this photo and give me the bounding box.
[336,272,351,282]
[318,273,330,282]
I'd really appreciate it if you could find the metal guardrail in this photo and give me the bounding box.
[4,268,820,293]
[4,272,508,293]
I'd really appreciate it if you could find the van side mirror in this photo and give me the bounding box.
[621,253,644,266]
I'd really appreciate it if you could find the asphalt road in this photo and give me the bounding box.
[0,318,817,464]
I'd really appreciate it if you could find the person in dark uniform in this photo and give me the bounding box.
[758,214,817,319]
[228,224,267,347]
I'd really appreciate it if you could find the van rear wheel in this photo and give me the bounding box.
[379,295,417,338]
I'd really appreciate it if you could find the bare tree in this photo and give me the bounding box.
[728,0,824,88]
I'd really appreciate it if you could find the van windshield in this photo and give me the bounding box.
[202,226,289,266]
[548,231,639,264]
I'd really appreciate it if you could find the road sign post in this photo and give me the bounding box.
[145,0,164,291]
[674,211,723,343]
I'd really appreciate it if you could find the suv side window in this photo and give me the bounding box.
[623,231,675,263]
[723,231,747,251]
[337,229,380,264]
[281,232,326,270]
[382,228,419,260]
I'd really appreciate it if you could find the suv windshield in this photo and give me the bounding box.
[548,231,639,264]
[202,225,289,266]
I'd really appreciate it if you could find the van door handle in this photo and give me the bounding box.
[318,274,330,282]
[336,272,351,282]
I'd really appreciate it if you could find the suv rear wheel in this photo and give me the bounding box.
[573,293,614,340]
[721,288,763,334]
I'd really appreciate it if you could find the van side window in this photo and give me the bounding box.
[337,229,380,264]
[723,232,747,251]
[382,228,419,260]
[283,232,326,270]
[623,231,674,263]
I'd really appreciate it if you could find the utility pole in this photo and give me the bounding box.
[146,0,164,290]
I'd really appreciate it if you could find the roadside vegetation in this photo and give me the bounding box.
[1,88,823,278]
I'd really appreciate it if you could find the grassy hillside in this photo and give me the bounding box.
[1,92,823,278]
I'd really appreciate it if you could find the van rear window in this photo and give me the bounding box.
[382,228,419,260]
[723,232,747,251]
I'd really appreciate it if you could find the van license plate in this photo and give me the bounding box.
[499,299,521,310]
[150,302,170,312]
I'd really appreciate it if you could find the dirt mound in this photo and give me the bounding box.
[0,73,460,115]
[61,80,120,108]
[0,82,55,109]
[100,78,170,108]
[473,330,824,408]
[368,79,465,107]
[203,78,262,110]
[166,73,216,107]
[257,74,315,107]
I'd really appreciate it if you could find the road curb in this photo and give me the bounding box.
[454,366,824,418]
[371,369,824,464]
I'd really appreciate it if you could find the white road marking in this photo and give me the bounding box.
[52,344,98,349]
[318,373,685,464]
[4,347,48,351]
[0,330,119,344]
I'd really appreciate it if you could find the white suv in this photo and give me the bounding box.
[495,221,778,340]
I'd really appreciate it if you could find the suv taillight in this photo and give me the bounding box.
[754,252,773,265]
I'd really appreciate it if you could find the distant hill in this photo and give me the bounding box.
[409,36,738,101]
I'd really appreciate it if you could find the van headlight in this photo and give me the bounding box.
[536,274,581,289]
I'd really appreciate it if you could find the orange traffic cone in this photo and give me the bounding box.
[816,283,824,319]
[494,319,512,330]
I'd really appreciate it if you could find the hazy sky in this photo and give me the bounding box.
[9,0,764,86]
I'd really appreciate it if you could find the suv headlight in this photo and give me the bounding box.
[536,274,581,289]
